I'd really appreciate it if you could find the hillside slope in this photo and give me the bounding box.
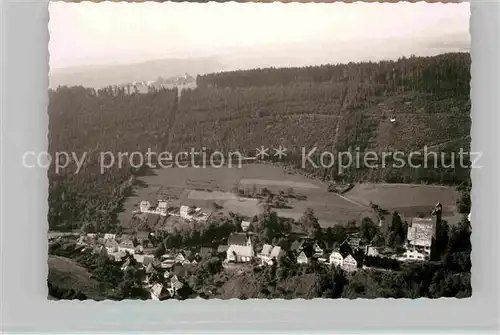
[47,255,103,300]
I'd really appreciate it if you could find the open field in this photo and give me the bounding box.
[222,198,261,218]
[119,163,460,229]
[188,190,237,201]
[343,183,459,216]
[239,179,320,189]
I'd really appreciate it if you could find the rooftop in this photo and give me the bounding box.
[269,246,283,258]
[217,245,229,253]
[407,217,436,247]
[260,244,273,256]
[228,233,249,246]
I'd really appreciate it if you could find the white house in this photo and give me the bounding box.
[406,217,435,261]
[227,245,254,263]
[112,250,127,262]
[241,220,251,232]
[329,251,344,267]
[139,201,151,213]
[175,252,186,263]
[341,254,358,272]
[167,275,184,296]
[405,249,426,261]
[139,199,168,216]
[365,246,380,257]
[104,233,116,241]
[258,244,273,264]
[180,205,191,219]
[296,251,309,265]
[105,240,119,253]
[157,200,168,216]
[150,283,165,301]
[258,244,284,265]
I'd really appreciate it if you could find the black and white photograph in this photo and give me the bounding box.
[46,1,472,301]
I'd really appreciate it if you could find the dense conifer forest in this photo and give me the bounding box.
[48,53,471,232]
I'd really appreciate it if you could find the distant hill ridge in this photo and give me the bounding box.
[49,57,226,89]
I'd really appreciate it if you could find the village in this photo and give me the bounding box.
[49,197,447,300]
[117,73,197,95]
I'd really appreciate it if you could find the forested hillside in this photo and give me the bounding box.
[48,86,179,231]
[172,53,471,183]
[182,53,470,153]
[48,53,471,232]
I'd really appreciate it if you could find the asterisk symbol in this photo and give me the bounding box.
[255,146,269,160]
[274,145,287,159]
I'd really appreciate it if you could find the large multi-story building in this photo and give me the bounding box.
[406,217,436,261]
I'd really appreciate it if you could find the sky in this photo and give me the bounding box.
[49,2,470,70]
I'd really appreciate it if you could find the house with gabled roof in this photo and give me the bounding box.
[241,220,252,232]
[269,245,285,262]
[105,240,119,253]
[406,217,436,261]
[140,201,151,213]
[259,244,273,256]
[175,250,192,264]
[157,200,168,216]
[167,275,184,297]
[296,251,309,264]
[341,254,358,272]
[329,250,344,267]
[339,239,354,257]
[150,283,170,301]
[180,205,191,219]
[258,244,285,266]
